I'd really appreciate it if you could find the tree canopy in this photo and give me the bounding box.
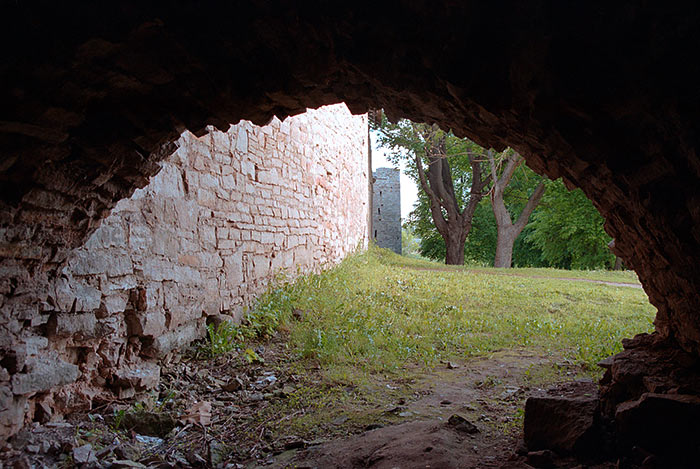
[374,116,615,270]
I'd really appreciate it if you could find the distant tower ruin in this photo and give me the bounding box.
[372,167,401,254]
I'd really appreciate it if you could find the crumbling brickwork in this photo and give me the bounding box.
[372,168,401,254]
[0,104,368,439]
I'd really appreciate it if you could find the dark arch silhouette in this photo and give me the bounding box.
[2,2,700,458]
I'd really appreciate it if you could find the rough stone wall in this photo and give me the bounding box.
[372,168,401,254]
[0,104,369,439]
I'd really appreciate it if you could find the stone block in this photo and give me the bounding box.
[53,277,101,313]
[11,357,79,395]
[67,250,107,276]
[48,312,97,338]
[85,220,127,250]
[126,311,166,337]
[223,251,243,287]
[150,163,184,198]
[198,251,223,268]
[524,381,602,457]
[221,174,236,190]
[235,127,248,153]
[113,362,160,391]
[128,224,152,252]
[106,254,133,277]
[253,254,270,278]
[102,293,128,315]
[174,200,198,231]
[147,322,202,357]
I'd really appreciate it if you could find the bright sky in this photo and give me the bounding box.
[370,130,419,222]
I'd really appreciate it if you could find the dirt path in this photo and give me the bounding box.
[256,351,596,469]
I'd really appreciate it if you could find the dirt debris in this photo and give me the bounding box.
[1,342,611,468]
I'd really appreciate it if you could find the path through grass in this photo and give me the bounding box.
[210,247,655,461]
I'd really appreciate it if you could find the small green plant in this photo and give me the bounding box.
[243,347,262,363]
[206,321,242,357]
[112,408,126,430]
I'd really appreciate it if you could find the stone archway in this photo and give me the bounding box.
[2,1,700,458]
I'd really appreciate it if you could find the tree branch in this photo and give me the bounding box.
[513,181,546,233]
[487,150,512,228]
[414,152,448,235]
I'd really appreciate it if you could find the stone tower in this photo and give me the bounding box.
[372,167,401,254]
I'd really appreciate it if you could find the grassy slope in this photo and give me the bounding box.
[213,246,656,448]
[257,247,654,377]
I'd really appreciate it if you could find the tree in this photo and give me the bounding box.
[487,150,545,267]
[525,179,615,269]
[376,120,490,265]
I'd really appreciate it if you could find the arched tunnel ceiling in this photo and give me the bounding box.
[2,2,700,351]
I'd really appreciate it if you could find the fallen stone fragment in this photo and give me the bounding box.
[121,411,177,437]
[209,439,227,466]
[249,392,264,402]
[292,308,304,321]
[524,382,601,457]
[222,377,243,392]
[364,423,383,431]
[111,460,148,469]
[447,414,479,434]
[134,434,164,448]
[73,443,97,464]
[180,401,212,426]
[331,415,348,425]
[284,440,307,450]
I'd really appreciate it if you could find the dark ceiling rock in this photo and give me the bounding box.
[2,2,700,353]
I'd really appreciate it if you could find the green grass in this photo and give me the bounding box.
[491,266,639,284]
[365,248,640,284]
[216,246,656,448]
[252,246,654,376]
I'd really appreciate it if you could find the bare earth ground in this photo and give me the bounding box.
[1,342,612,468]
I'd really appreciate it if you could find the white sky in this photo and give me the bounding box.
[370,130,419,222]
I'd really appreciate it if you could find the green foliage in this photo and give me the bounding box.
[202,272,305,357]
[206,321,242,357]
[243,347,263,363]
[401,225,421,258]
[112,409,126,431]
[525,179,615,269]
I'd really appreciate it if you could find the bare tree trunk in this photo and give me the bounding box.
[608,239,623,270]
[494,228,517,268]
[445,231,465,265]
[614,256,623,270]
[411,123,490,265]
[488,150,545,268]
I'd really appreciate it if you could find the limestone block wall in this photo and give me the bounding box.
[372,168,401,254]
[0,104,369,439]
